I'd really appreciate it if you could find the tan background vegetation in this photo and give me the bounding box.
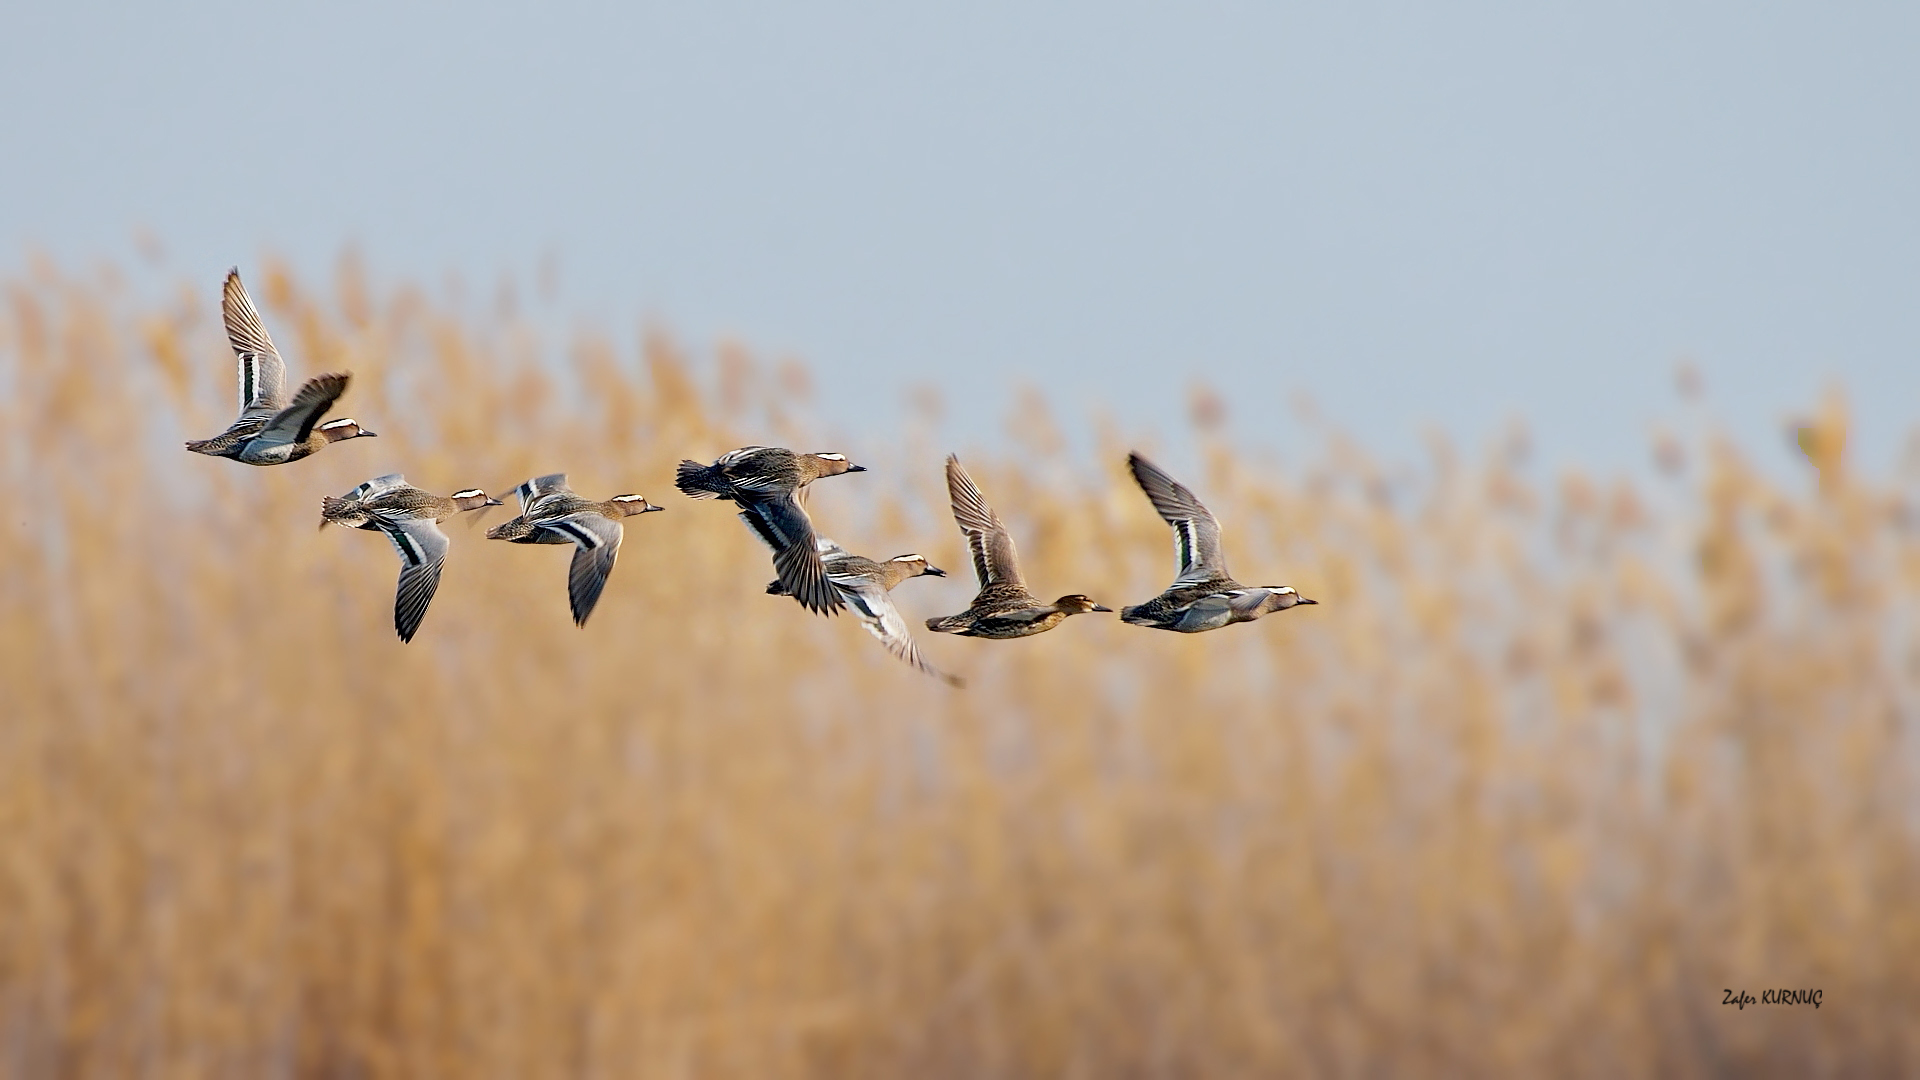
[1,257,1915,1076]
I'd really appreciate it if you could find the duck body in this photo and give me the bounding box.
[1120,581,1312,633]
[487,474,663,626]
[675,446,865,616]
[185,269,375,465]
[768,540,961,685]
[321,475,499,642]
[923,455,1111,639]
[674,446,861,501]
[322,482,486,528]
[317,473,414,530]
[1119,452,1316,633]
[925,583,1108,639]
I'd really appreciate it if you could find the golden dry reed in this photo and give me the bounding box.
[1,255,1916,1078]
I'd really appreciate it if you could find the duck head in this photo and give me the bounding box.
[880,553,946,589]
[1053,594,1113,615]
[317,417,376,442]
[806,452,867,478]
[888,554,945,578]
[1263,586,1317,611]
[609,493,666,517]
[449,489,502,511]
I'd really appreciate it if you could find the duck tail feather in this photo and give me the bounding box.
[675,460,730,499]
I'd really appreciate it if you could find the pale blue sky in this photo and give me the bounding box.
[4,1,1916,473]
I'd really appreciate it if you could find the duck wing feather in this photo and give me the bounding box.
[253,372,349,448]
[719,448,801,497]
[343,473,409,502]
[945,456,1025,590]
[832,572,962,687]
[514,473,573,512]
[321,474,411,530]
[737,494,840,616]
[369,512,450,643]
[543,512,624,626]
[223,269,287,417]
[1128,452,1230,586]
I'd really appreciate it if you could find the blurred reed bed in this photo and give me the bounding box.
[1,255,1916,1077]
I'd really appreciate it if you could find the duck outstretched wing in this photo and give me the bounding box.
[1127,452,1229,586]
[223,268,287,417]
[370,513,451,644]
[253,372,350,449]
[945,456,1024,589]
[834,573,963,687]
[738,495,840,616]
[512,473,573,513]
[543,512,624,626]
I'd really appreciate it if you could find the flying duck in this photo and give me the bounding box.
[924,455,1111,639]
[185,268,375,464]
[1119,452,1316,632]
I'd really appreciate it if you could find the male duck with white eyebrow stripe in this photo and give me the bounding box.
[1118,452,1317,633]
[485,474,665,627]
[185,268,377,465]
[675,445,867,617]
[320,475,501,643]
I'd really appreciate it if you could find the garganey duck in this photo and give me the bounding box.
[768,538,962,686]
[924,455,1111,638]
[675,446,866,616]
[320,474,499,643]
[485,473,663,627]
[185,268,376,465]
[1119,452,1316,632]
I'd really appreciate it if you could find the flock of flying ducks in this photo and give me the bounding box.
[187,269,1318,685]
